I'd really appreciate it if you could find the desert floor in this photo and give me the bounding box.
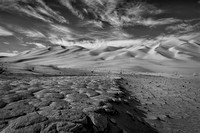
[0,66,199,133]
[123,74,200,133]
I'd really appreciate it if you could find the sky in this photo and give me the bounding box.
[0,0,200,53]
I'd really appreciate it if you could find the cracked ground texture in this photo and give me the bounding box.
[1,72,199,133]
[0,74,158,133]
[123,74,200,133]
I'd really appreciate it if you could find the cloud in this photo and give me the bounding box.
[137,18,181,27]
[85,28,131,41]
[60,0,184,36]
[41,24,85,45]
[166,21,200,34]
[59,0,164,27]
[0,26,13,36]
[48,24,78,40]
[79,20,104,28]
[18,29,45,38]
[0,0,68,23]
[49,38,75,46]
[3,42,10,45]
[27,42,46,48]
[0,0,199,52]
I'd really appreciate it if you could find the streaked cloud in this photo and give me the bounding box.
[48,24,78,41]
[3,42,10,45]
[27,42,46,48]
[79,20,104,29]
[84,28,131,41]
[0,0,68,23]
[0,0,199,53]
[59,0,164,27]
[22,30,45,38]
[0,26,13,36]
[166,21,200,34]
[14,27,46,38]
[138,18,181,27]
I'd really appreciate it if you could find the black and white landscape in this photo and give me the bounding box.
[0,0,200,133]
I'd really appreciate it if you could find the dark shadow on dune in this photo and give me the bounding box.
[106,77,158,133]
[0,56,7,58]
[35,50,53,56]
[103,46,124,52]
[194,42,200,46]
[12,57,41,63]
[55,49,70,55]
[131,66,154,73]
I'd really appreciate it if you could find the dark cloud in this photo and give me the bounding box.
[59,0,165,27]
[0,0,67,23]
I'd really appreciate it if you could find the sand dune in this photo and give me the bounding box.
[1,37,200,74]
